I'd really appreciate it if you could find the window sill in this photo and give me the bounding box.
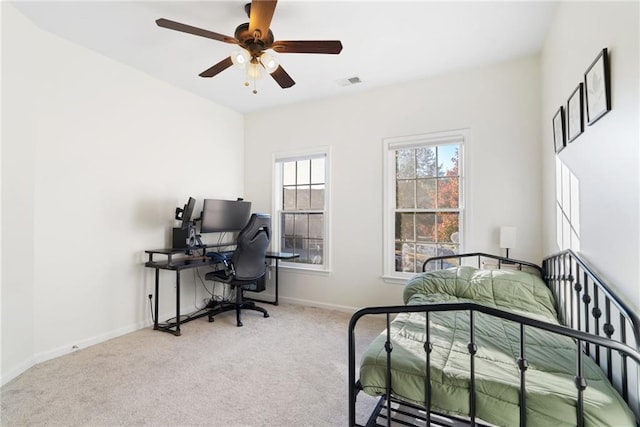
[276,263,331,276]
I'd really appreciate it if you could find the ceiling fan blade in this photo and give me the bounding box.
[272,40,343,54]
[156,18,238,44]
[270,65,295,88]
[248,0,278,40]
[199,57,234,78]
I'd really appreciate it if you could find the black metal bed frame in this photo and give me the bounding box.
[348,251,640,426]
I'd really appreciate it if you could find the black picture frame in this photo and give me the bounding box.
[566,83,584,143]
[553,106,565,153]
[584,48,611,125]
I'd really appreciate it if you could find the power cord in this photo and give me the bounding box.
[148,294,154,323]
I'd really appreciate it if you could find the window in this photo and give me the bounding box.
[556,157,580,251]
[273,148,329,270]
[383,130,466,279]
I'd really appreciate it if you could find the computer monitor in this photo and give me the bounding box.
[200,199,252,233]
[175,197,196,229]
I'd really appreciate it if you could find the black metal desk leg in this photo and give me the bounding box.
[175,271,181,336]
[274,258,279,305]
[154,268,160,330]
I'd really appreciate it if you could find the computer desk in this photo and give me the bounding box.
[144,247,299,336]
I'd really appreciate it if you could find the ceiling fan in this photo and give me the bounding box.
[156,0,343,93]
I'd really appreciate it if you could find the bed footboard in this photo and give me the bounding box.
[544,249,640,415]
[348,252,640,427]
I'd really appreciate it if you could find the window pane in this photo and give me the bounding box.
[297,160,310,185]
[394,242,403,272]
[282,237,295,253]
[310,184,324,210]
[282,213,295,235]
[415,243,438,272]
[397,242,416,273]
[396,149,416,179]
[311,158,325,184]
[437,212,459,244]
[283,161,296,186]
[396,180,415,209]
[438,145,459,177]
[395,212,415,242]
[423,246,459,271]
[296,186,311,210]
[283,187,295,209]
[437,177,459,208]
[309,213,323,238]
[308,239,323,264]
[417,179,436,209]
[416,213,436,242]
[293,238,308,263]
[294,213,308,237]
[416,146,437,178]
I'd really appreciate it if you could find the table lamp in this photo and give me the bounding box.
[500,226,516,258]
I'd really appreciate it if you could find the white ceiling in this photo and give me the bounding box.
[12,1,558,114]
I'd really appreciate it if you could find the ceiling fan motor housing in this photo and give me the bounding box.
[234,22,275,58]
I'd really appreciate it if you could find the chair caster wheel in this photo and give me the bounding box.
[237,321,243,327]
[264,313,270,318]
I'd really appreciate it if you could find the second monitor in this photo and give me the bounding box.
[200,199,252,233]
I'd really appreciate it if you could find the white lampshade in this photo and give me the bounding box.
[260,52,279,74]
[500,226,517,249]
[246,62,263,80]
[231,49,250,68]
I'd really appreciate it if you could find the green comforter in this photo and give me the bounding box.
[359,266,635,426]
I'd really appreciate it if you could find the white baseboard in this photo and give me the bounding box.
[273,294,361,314]
[33,320,146,365]
[0,355,37,387]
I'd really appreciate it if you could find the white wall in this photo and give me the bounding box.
[541,2,639,308]
[1,3,244,385]
[244,55,542,309]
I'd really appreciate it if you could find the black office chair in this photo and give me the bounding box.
[205,213,271,327]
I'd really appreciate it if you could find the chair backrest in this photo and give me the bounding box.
[231,213,271,281]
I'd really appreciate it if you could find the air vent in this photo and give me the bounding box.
[336,76,363,86]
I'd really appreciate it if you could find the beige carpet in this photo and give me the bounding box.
[1,303,385,426]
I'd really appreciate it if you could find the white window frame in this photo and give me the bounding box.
[272,146,331,272]
[383,129,467,282]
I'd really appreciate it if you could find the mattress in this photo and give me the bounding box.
[359,266,635,426]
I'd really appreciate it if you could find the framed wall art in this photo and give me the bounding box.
[584,48,611,125]
[566,83,584,143]
[553,106,565,153]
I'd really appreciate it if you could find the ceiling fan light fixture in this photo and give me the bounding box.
[231,49,250,68]
[260,52,279,74]
[247,62,263,80]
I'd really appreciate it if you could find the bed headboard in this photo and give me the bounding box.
[423,252,544,276]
